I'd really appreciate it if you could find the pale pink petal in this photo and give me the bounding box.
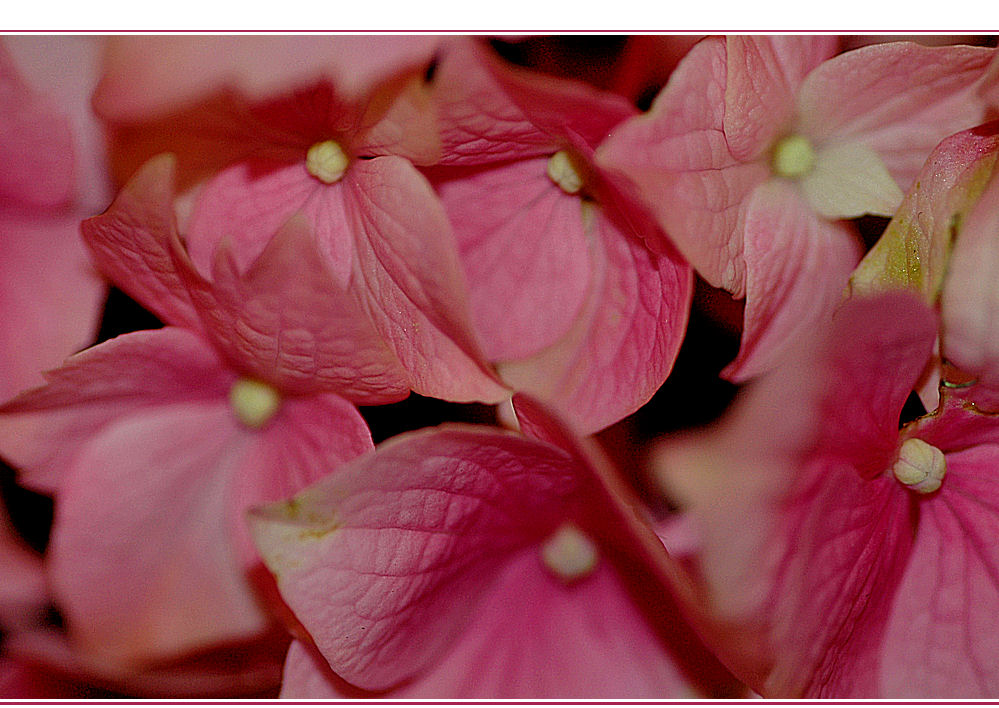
[0,42,74,208]
[94,35,439,121]
[433,39,554,165]
[0,214,106,402]
[433,158,593,360]
[798,42,994,190]
[723,36,837,161]
[498,205,693,434]
[723,181,862,382]
[345,157,509,403]
[597,37,768,295]
[355,76,441,165]
[49,402,270,666]
[80,154,204,331]
[942,166,999,387]
[850,121,999,303]
[879,444,999,696]
[178,213,411,403]
[0,328,232,493]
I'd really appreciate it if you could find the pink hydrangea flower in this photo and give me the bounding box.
[0,38,108,402]
[250,396,738,698]
[93,35,506,405]
[599,37,994,381]
[656,292,999,697]
[425,40,693,433]
[0,156,385,668]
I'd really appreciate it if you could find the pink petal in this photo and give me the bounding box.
[345,157,509,403]
[723,36,837,162]
[879,444,999,696]
[80,154,204,331]
[479,42,637,151]
[0,501,47,633]
[498,205,693,434]
[723,181,862,382]
[178,213,412,403]
[942,164,999,387]
[433,158,593,360]
[48,402,270,666]
[596,37,768,295]
[283,550,692,698]
[251,428,577,691]
[432,39,554,165]
[0,214,106,402]
[0,42,75,208]
[0,328,232,493]
[94,35,439,122]
[798,42,994,190]
[658,293,938,696]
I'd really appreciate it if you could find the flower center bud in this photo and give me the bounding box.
[892,437,946,494]
[772,134,816,179]
[229,378,282,429]
[540,523,599,583]
[546,150,586,195]
[306,140,350,184]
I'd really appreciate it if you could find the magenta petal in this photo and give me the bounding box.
[80,154,204,331]
[435,158,593,360]
[597,37,767,295]
[879,445,999,697]
[798,42,994,189]
[345,157,508,403]
[179,213,411,403]
[723,36,837,161]
[724,181,862,382]
[251,428,576,690]
[49,402,269,665]
[0,328,231,493]
[499,206,692,434]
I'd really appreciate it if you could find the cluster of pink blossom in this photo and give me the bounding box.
[2,33,999,699]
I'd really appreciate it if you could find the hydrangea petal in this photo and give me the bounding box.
[798,42,994,190]
[879,444,999,696]
[344,157,508,403]
[80,154,204,331]
[49,402,269,666]
[251,428,576,690]
[723,36,837,162]
[724,181,862,382]
[0,214,105,401]
[0,328,231,493]
[799,141,904,219]
[499,205,692,433]
[433,158,593,360]
[177,213,411,403]
[597,37,766,295]
[942,166,999,387]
